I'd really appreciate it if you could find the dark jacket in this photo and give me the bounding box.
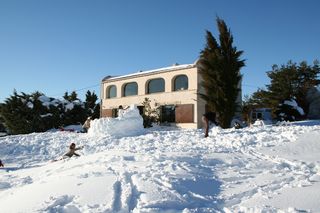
[64,146,83,158]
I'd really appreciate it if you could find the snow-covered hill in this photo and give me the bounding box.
[1,108,320,212]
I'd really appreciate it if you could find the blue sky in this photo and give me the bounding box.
[0,0,319,102]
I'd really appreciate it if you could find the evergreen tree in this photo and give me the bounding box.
[70,91,78,101]
[63,91,79,102]
[266,61,299,108]
[63,92,70,101]
[251,60,320,115]
[245,60,320,122]
[295,60,320,114]
[198,17,245,128]
[84,90,100,119]
[141,98,159,128]
[0,89,101,134]
[0,91,35,134]
[275,99,304,121]
[0,114,6,132]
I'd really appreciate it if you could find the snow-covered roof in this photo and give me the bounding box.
[102,63,196,82]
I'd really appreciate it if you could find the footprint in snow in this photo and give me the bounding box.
[122,156,135,161]
[0,182,11,189]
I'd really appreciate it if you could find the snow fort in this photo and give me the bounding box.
[88,105,145,137]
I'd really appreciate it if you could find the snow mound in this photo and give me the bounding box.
[88,105,145,137]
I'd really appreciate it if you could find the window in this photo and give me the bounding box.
[147,78,165,94]
[174,75,188,91]
[123,82,138,97]
[107,85,117,99]
[160,105,175,123]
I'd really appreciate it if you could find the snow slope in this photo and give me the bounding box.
[0,108,320,212]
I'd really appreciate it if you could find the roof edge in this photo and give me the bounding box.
[102,63,196,83]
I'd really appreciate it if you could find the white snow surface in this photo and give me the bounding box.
[1,107,320,212]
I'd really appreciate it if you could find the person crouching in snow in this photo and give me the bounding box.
[0,159,4,167]
[82,117,92,133]
[64,143,83,158]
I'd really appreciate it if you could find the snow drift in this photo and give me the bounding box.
[1,118,320,212]
[88,105,145,137]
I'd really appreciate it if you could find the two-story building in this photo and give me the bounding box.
[100,62,241,128]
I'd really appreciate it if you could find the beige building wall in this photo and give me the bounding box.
[101,65,206,128]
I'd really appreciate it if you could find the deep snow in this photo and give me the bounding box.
[1,107,320,212]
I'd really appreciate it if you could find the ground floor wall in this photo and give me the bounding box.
[101,90,206,128]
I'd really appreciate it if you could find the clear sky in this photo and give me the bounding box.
[0,0,319,102]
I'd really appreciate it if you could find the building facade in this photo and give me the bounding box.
[101,63,208,128]
[100,63,241,128]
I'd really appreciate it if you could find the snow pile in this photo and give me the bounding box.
[252,119,266,127]
[88,105,144,137]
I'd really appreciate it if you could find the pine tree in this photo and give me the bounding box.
[255,60,320,115]
[275,99,304,121]
[85,90,100,119]
[0,114,6,132]
[198,17,245,128]
[141,98,159,128]
[266,61,299,108]
[63,91,78,102]
[0,90,100,134]
[295,60,320,114]
[0,91,33,134]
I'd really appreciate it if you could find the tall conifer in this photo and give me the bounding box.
[199,17,245,128]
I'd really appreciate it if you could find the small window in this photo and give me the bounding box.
[147,78,165,94]
[123,82,138,97]
[174,75,188,91]
[107,85,117,99]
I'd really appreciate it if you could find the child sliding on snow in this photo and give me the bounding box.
[52,143,84,162]
[64,143,83,158]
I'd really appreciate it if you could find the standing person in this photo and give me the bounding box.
[202,111,217,137]
[0,159,4,167]
[82,117,92,133]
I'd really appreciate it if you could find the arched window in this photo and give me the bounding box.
[106,85,117,99]
[174,75,188,91]
[147,78,165,94]
[123,82,138,97]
